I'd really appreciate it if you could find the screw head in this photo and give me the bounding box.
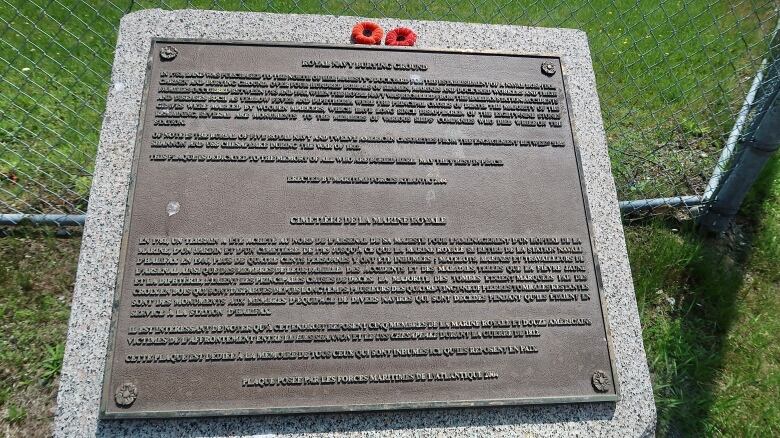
[541,61,556,76]
[115,382,138,407]
[591,370,610,392]
[160,45,178,61]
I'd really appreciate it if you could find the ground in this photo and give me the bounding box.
[1,1,779,437]
[1,159,777,436]
[627,156,780,436]
[0,233,80,437]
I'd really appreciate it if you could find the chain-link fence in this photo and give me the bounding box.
[1,1,778,227]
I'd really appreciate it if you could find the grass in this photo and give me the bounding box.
[0,0,779,436]
[627,156,780,436]
[0,0,777,213]
[1,164,778,436]
[0,230,80,437]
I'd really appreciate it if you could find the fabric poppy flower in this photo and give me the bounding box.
[351,21,384,45]
[385,27,417,46]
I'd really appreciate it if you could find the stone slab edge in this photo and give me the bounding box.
[54,9,655,437]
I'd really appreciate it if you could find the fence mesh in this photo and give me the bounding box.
[1,0,778,221]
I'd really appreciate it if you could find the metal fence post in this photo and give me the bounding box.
[699,56,780,232]
[2,2,779,226]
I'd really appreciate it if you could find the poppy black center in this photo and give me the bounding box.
[363,28,373,37]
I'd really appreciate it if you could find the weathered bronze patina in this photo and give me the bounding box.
[100,40,618,418]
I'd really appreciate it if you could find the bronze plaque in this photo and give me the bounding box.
[100,40,618,418]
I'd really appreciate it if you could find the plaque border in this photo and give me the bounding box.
[99,39,619,419]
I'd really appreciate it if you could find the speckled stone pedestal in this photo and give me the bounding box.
[55,9,655,437]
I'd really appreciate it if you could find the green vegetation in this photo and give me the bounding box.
[1,165,777,436]
[0,1,778,436]
[628,157,780,436]
[0,0,776,213]
[0,1,122,213]
[0,231,80,437]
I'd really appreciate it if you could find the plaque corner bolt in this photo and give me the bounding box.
[160,45,178,61]
[115,382,138,407]
[541,61,556,77]
[591,370,610,392]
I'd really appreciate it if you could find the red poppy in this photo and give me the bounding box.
[351,21,384,45]
[385,27,417,46]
